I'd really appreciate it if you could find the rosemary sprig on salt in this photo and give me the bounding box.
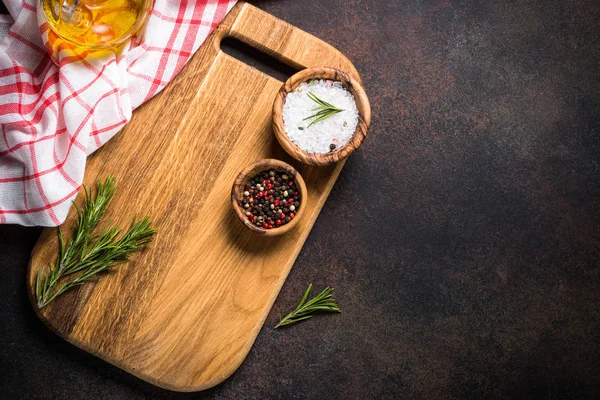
[303,92,345,128]
[283,79,358,154]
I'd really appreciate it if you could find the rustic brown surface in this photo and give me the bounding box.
[1,0,600,399]
[25,2,361,392]
[273,67,371,166]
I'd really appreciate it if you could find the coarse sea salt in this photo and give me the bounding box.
[283,80,358,154]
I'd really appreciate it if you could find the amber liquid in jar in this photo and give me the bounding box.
[42,0,150,48]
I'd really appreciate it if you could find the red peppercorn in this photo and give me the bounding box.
[289,212,295,218]
[276,219,282,225]
[287,198,294,204]
[264,179,271,184]
[274,199,280,206]
[267,184,273,190]
[289,181,294,186]
[263,223,269,229]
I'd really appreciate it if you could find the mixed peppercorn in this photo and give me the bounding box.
[240,169,301,229]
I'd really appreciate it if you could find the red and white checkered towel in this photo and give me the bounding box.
[0,0,236,226]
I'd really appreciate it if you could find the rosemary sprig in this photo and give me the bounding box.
[275,284,341,328]
[302,92,344,128]
[35,176,156,309]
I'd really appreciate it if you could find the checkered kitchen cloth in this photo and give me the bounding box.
[0,0,236,226]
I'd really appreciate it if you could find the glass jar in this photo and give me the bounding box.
[39,0,152,50]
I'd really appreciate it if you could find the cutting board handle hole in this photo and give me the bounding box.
[220,37,299,82]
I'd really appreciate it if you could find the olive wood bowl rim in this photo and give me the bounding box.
[231,159,308,236]
[272,66,371,166]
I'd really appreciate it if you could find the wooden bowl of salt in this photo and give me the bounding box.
[272,66,371,166]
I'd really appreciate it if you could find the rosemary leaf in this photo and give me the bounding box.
[275,284,341,328]
[307,92,337,108]
[302,92,344,128]
[35,176,156,309]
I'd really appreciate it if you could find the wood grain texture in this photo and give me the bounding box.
[26,1,363,392]
[273,67,371,166]
[231,159,307,236]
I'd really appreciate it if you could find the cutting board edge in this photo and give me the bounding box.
[230,2,362,84]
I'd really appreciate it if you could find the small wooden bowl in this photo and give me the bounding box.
[272,66,371,166]
[231,159,308,236]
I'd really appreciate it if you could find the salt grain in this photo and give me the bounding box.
[283,80,358,154]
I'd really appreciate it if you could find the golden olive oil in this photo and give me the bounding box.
[42,0,150,48]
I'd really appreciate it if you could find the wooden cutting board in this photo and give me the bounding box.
[27,2,362,392]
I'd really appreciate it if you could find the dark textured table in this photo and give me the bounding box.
[2,0,600,398]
